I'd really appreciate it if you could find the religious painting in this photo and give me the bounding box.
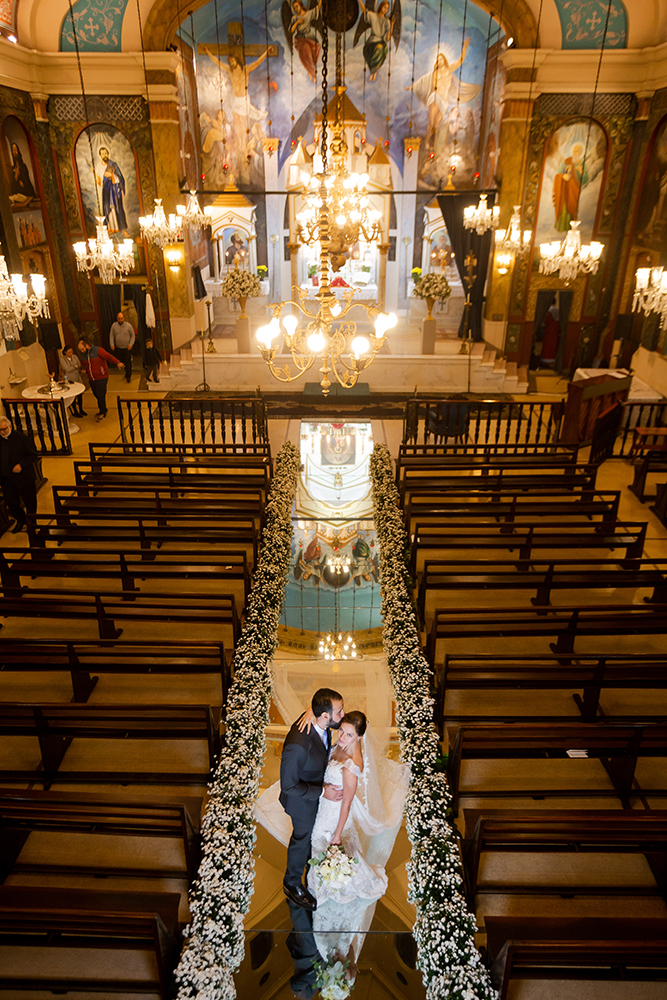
[320,425,357,466]
[13,209,46,248]
[534,119,607,248]
[2,116,39,212]
[634,118,667,258]
[74,123,140,239]
[220,226,250,266]
[60,0,130,52]
[479,35,506,190]
[554,1,627,50]
[429,228,453,270]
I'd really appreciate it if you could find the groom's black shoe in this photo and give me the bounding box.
[283,881,317,911]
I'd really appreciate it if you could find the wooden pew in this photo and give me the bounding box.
[74,459,270,494]
[485,916,667,1000]
[0,788,203,882]
[403,489,621,532]
[409,519,648,577]
[396,442,580,479]
[0,546,250,606]
[0,639,231,704]
[398,453,586,498]
[435,652,667,732]
[52,485,265,528]
[446,721,667,813]
[0,702,221,786]
[462,809,667,900]
[417,557,667,622]
[27,513,259,566]
[89,439,272,475]
[629,451,667,502]
[424,604,667,668]
[0,884,181,998]
[0,586,240,642]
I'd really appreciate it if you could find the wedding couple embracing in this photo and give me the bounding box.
[256,686,410,972]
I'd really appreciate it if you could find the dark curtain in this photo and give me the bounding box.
[122,284,148,347]
[192,264,207,300]
[96,284,122,348]
[556,289,574,373]
[533,289,557,334]
[438,190,497,342]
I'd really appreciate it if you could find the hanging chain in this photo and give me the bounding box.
[67,0,102,217]
[581,1,612,191]
[335,30,342,125]
[321,21,329,171]
[408,0,419,131]
[213,0,226,151]
[453,0,469,160]
[264,0,272,133]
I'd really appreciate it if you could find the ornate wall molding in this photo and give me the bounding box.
[51,96,145,123]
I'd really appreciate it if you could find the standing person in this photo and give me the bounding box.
[77,338,124,422]
[142,338,161,384]
[58,346,87,417]
[0,416,38,533]
[108,312,135,383]
[279,688,345,910]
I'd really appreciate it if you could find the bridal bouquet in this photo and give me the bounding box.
[412,271,452,302]
[308,844,358,889]
[314,954,354,1000]
[220,268,262,299]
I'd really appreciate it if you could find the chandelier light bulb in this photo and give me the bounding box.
[308,330,326,352]
[282,314,298,337]
[351,336,370,359]
[331,301,343,317]
[336,214,347,227]
[633,265,667,328]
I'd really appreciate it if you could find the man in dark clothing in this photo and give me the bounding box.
[0,417,38,532]
[77,338,125,421]
[279,687,344,910]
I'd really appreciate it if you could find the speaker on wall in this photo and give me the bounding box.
[38,321,62,352]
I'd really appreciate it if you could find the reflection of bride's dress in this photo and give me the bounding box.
[308,756,388,906]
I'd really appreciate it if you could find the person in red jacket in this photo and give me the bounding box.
[77,337,125,421]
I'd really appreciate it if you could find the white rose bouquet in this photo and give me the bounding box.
[314,954,354,1000]
[308,844,358,890]
[220,268,262,299]
[412,272,452,302]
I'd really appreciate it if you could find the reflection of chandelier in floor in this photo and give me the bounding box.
[319,631,357,665]
[327,553,351,574]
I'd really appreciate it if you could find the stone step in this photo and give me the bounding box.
[505,360,518,379]
[493,355,505,372]
[480,346,497,366]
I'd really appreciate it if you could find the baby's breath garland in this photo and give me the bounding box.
[175,440,300,1000]
[220,268,262,299]
[370,444,497,1000]
[412,272,451,302]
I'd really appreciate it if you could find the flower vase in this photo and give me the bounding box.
[425,296,435,320]
[238,295,248,318]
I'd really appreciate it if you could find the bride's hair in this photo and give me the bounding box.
[345,711,367,736]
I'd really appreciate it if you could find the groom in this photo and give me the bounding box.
[280,687,345,910]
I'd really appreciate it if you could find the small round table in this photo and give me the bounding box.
[22,381,86,434]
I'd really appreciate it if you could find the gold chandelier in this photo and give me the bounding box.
[319,630,357,663]
[256,24,395,395]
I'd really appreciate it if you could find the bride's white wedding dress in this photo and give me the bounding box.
[308,755,388,906]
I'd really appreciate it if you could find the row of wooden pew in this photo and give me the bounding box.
[399,440,667,999]
[0,437,273,996]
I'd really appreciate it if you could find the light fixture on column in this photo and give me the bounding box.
[0,256,49,330]
[139,199,182,248]
[463,194,499,236]
[73,218,135,285]
[633,267,667,328]
[539,221,604,283]
[176,190,213,231]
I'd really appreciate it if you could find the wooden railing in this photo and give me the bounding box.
[1,398,72,455]
[403,398,564,450]
[614,400,667,457]
[117,396,270,449]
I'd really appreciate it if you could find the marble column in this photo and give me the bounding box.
[377,243,390,311]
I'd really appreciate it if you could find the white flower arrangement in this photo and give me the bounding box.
[174,441,300,1000]
[308,844,359,890]
[314,955,354,1000]
[220,268,262,299]
[412,272,452,302]
[369,443,498,1000]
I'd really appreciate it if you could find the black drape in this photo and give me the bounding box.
[96,284,122,348]
[437,191,497,342]
[556,289,574,374]
[534,289,557,335]
[192,264,207,301]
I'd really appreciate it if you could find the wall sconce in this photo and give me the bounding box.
[165,249,181,273]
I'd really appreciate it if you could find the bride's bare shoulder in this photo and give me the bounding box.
[352,746,364,771]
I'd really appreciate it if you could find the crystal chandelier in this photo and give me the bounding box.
[539,221,604,283]
[633,267,667,329]
[494,205,532,260]
[463,194,499,236]
[319,630,357,661]
[0,256,49,334]
[327,553,351,574]
[176,190,213,232]
[139,199,182,248]
[73,217,135,285]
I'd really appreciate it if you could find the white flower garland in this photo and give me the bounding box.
[412,272,452,302]
[370,443,497,1000]
[220,268,263,298]
[175,440,300,1000]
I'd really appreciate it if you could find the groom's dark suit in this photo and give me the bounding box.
[280,721,331,886]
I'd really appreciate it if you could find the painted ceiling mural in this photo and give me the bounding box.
[60,0,130,52]
[554,1,627,49]
[182,0,495,190]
